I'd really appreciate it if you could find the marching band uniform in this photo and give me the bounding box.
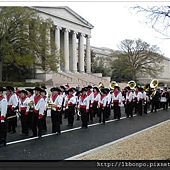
[78,88,89,129]
[105,88,111,120]
[49,87,63,134]
[142,90,148,114]
[25,88,34,131]
[112,86,122,120]
[134,87,143,115]
[87,85,94,123]
[0,87,7,146]
[125,86,133,118]
[18,90,29,136]
[63,89,77,127]
[76,90,82,121]
[161,87,169,110]
[41,89,48,133]
[150,88,160,113]
[60,86,66,122]
[6,86,18,133]
[98,89,107,124]
[31,87,45,137]
[92,87,100,119]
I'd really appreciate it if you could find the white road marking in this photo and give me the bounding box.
[6,115,135,145]
[6,107,166,146]
[65,118,170,160]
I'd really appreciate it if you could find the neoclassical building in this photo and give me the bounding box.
[30,6,170,87]
[33,6,93,74]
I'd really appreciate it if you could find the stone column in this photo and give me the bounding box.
[64,28,69,72]
[72,31,77,72]
[79,33,84,73]
[55,26,61,71]
[86,35,91,73]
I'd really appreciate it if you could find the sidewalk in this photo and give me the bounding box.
[75,119,170,160]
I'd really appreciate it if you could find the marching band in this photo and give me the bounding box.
[0,79,170,146]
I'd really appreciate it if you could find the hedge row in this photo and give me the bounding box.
[0,81,45,87]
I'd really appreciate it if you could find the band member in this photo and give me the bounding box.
[0,87,7,146]
[18,90,29,136]
[75,90,82,121]
[112,85,122,120]
[134,86,143,116]
[161,87,169,110]
[105,88,111,120]
[92,87,100,119]
[98,88,107,124]
[87,85,94,123]
[125,86,133,118]
[25,88,34,131]
[6,86,18,134]
[78,87,89,129]
[150,88,160,112]
[41,85,48,97]
[60,85,66,122]
[142,88,149,114]
[41,89,48,133]
[63,88,77,127]
[49,87,62,134]
[31,87,45,137]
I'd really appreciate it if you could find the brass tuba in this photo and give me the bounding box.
[150,79,158,89]
[109,81,118,89]
[144,83,150,92]
[127,80,136,90]
[98,82,104,89]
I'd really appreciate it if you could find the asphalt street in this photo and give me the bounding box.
[0,106,170,160]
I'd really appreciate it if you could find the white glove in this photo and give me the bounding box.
[52,108,56,111]
[1,120,5,123]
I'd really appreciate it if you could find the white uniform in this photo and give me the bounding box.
[0,95,7,123]
[33,95,45,117]
[49,94,63,111]
[112,91,122,105]
[78,95,90,112]
[63,95,77,111]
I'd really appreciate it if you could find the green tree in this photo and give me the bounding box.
[92,54,112,77]
[0,7,61,81]
[111,39,164,82]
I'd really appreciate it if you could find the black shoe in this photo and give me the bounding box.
[56,131,61,135]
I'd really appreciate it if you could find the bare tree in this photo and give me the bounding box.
[132,6,170,38]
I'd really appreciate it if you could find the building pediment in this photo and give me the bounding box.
[32,6,94,29]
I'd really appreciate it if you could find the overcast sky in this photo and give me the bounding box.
[2,1,170,57]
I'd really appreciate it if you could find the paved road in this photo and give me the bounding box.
[0,107,170,160]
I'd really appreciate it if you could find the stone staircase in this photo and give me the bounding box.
[51,71,111,88]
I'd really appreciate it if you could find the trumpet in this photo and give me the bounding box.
[48,102,62,111]
[48,102,57,109]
